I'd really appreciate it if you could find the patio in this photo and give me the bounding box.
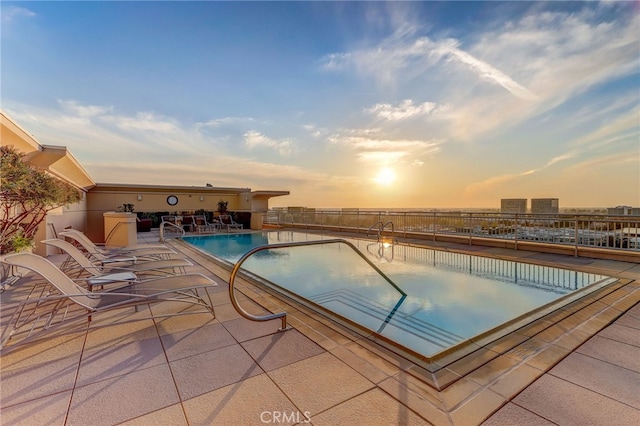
[1,230,639,425]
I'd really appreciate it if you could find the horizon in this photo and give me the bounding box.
[2,1,639,209]
[271,205,615,211]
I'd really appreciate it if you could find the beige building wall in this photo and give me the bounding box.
[86,184,254,242]
[86,185,290,242]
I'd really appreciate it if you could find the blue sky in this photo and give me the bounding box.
[2,1,639,209]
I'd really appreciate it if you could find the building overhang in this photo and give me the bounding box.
[250,190,290,199]
[1,112,96,191]
[90,183,254,195]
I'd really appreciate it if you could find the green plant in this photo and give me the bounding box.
[120,203,135,212]
[217,200,228,214]
[1,146,82,254]
[9,232,35,253]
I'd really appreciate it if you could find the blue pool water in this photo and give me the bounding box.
[183,231,614,358]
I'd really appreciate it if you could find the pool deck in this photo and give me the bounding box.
[1,229,639,425]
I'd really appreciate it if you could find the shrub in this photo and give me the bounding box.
[0,146,82,254]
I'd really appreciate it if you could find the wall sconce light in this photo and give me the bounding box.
[199,196,205,202]
[137,195,143,201]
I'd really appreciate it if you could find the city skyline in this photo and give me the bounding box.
[2,1,639,208]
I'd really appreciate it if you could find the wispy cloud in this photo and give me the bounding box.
[323,29,537,100]
[323,5,638,144]
[571,107,640,149]
[301,123,327,138]
[59,100,112,118]
[7,101,217,160]
[464,150,578,195]
[244,130,295,156]
[568,150,639,172]
[329,130,440,166]
[1,5,36,23]
[366,99,439,121]
[441,40,539,101]
[200,116,255,128]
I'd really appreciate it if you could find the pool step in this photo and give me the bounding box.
[310,288,464,350]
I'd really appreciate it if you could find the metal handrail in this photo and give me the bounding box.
[382,221,395,234]
[159,221,185,243]
[367,221,384,238]
[228,238,407,331]
[367,221,396,244]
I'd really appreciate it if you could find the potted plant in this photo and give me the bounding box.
[119,203,135,213]
[216,200,228,215]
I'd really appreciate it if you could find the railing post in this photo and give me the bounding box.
[433,212,437,241]
[469,213,473,245]
[403,212,407,238]
[514,214,519,251]
[574,215,579,257]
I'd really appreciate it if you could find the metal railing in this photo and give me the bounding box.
[227,239,407,331]
[159,221,185,243]
[264,210,640,254]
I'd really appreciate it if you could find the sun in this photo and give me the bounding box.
[373,167,397,186]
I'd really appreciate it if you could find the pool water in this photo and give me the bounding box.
[183,231,614,358]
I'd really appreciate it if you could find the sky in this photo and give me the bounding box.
[2,1,639,209]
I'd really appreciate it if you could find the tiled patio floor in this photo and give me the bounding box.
[1,230,639,425]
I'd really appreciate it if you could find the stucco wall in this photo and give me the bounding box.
[85,187,253,242]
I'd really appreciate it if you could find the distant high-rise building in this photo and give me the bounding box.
[531,198,559,214]
[608,206,640,216]
[501,199,527,213]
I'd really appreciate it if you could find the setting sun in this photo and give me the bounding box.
[374,167,397,186]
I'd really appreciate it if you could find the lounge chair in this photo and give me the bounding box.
[59,229,176,262]
[0,252,217,351]
[41,239,193,280]
[218,214,244,232]
[193,215,221,233]
[61,228,171,251]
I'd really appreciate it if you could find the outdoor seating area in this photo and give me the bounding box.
[160,214,243,234]
[1,229,639,425]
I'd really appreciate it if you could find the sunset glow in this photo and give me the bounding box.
[2,1,638,208]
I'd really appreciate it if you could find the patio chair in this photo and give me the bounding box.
[41,239,193,280]
[0,252,217,351]
[181,215,196,232]
[61,228,171,252]
[59,229,176,263]
[218,214,244,232]
[193,215,221,234]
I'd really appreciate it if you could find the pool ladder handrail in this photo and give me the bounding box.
[228,238,407,331]
[159,221,185,243]
[367,221,397,244]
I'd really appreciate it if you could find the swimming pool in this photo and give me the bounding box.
[183,231,615,360]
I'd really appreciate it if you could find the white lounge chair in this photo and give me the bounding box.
[218,214,243,232]
[59,229,176,263]
[41,239,193,280]
[193,215,221,233]
[0,253,217,351]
